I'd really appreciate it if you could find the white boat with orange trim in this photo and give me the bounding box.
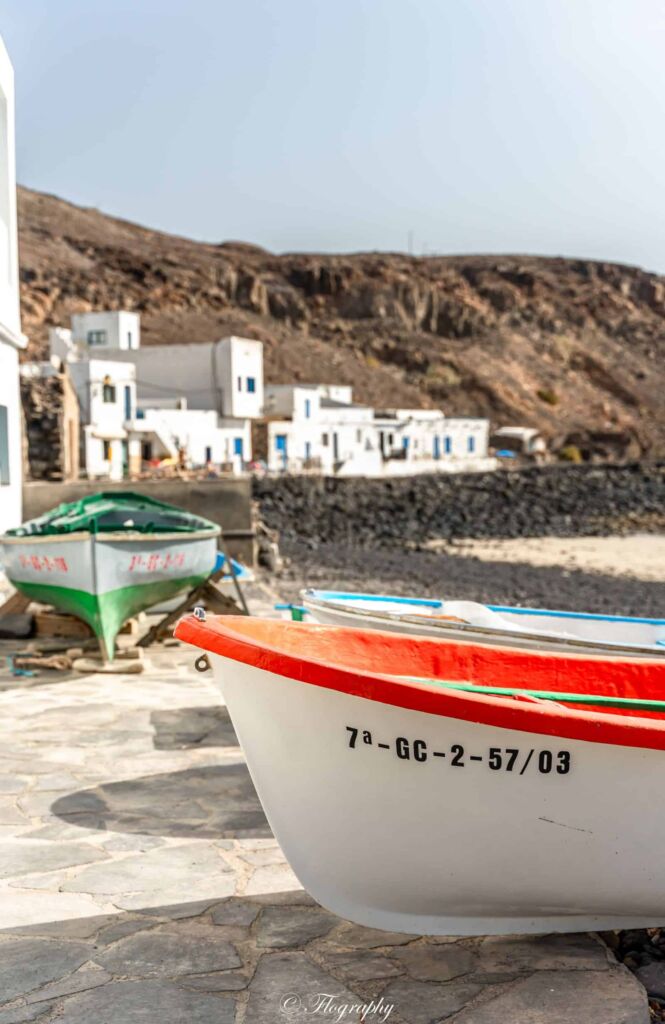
[176,614,665,936]
[300,589,665,657]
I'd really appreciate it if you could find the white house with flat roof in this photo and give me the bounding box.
[260,385,495,476]
[46,320,261,475]
[67,359,138,481]
[0,37,27,531]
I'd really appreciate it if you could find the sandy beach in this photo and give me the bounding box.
[436,533,665,583]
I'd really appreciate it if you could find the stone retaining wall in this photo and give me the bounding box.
[253,463,665,545]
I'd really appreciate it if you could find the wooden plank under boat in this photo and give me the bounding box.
[1,493,220,660]
[301,589,665,657]
[176,614,665,936]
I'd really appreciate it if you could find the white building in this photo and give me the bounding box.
[105,335,264,419]
[68,359,138,481]
[261,386,495,476]
[49,311,140,363]
[46,319,261,477]
[0,38,26,531]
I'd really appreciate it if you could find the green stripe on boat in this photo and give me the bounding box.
[405,677,665,713]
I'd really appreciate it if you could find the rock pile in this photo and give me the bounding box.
[254,463,665,547]
[21,370,78,481]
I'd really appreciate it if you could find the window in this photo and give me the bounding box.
[234,437,244,458]
[136,409,145,420]
[127,331,133,349]
[402,436,410,450]
[247,377,256,393]
[444,436,452,454]
[102,440,112,461]
[388,433,394,445]
[305,441,312,460]
[102,383,116,403]
[0,405,9,485]
[87,330,107,346]
[467,436,475,453]
[237,376,242,391]
[142,442,153,461]
[321,433,329,446]
[275,434,287,452]
[304,399,311,419]
[356,429,362,443]
[205,446,213,463]
[124,385,132,420]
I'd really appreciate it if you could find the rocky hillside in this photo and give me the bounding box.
[18,186,665,457]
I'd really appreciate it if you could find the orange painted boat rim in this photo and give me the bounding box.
[174,614,665,751]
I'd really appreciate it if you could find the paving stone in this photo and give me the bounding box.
[330,921,418,949]
[132,897,223,920]
[0,776,27,795]
[177,971,250,992]
[319,950,404,982]
[26,964,112,1004]
[451,968,648,1024]
[95,918,155,946]
[52,979,235,1024]
[244,951,362,1024]
[383,977,483,1024]
[0,842,108,879]
[0,888,111,930]
[0,801,27,826]
[391,942,477,982]
[475,933,610,975]
[210,898,260,927]
[32,773,81,792]
[0,938,92,1004]
[94,926,241,977]
[98,834,165,853]
[245,862,302,894]
[256,905,337,948]
[0,1001,55,1023]
[61,843,229,895]
[112,878,236,911]
[10,914,120,939]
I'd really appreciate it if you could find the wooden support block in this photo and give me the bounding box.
[34,612,94,639]
[0,592,31,616]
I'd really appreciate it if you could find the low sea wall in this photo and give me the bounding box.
[253,463,665,546]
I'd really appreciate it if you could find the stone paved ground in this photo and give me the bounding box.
[0,582,649,1023]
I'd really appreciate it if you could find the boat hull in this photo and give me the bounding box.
[303,592,665,657]
[2,531,217,659]
[208,651,665,934]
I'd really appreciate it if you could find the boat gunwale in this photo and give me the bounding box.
[1,528,220,545]
[303,589,665,628]
[302,591,665,656]
[174,615,665,752]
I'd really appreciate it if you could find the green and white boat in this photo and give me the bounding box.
[0,493,221,660]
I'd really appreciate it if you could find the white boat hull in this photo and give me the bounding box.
[208,650,665,935]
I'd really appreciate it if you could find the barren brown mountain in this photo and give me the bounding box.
[18,186,664,458]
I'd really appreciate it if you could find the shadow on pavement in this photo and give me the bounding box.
[51,763,270,839]
[150,705,239,750]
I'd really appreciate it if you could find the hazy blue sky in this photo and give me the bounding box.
[2,0,665,268]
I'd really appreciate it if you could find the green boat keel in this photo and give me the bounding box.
[14,574,208,661]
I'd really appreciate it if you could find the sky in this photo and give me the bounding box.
[2,0,665,269]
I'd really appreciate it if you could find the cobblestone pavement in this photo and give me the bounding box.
[0,583,648,1023]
